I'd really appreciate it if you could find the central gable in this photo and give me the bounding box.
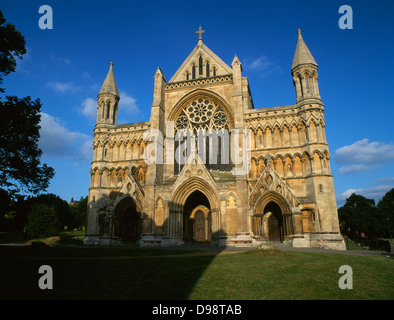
[169,42,233,83]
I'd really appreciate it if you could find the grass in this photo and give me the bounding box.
[28,230,86,246]
[189,248,394,300]
[0,244,393,300]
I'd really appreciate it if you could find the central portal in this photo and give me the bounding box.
[183,190,211,242]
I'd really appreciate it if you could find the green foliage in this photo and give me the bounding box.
[0,96,55,196]
[378,188,394,226]
[0,10,26,93]
[338,189,394,239]
[1,193,87,232]
[0,188,10,219]
[25,203,60,239]
[69,196,87,229]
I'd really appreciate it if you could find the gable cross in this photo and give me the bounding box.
[196,26,205,42]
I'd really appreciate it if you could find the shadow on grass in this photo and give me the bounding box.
[0,240,226,300]
[0,191,228,300]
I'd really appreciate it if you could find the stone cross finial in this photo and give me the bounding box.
[196,26,205,42]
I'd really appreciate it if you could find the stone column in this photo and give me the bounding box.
[205,215,209,242]
[169,210,183,239]
[292,207,309,248]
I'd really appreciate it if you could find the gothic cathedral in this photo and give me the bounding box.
[84,28,346,250]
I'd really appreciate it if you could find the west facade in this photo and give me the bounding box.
[84,29,346,250]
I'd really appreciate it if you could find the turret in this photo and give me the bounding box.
[291,30,321,103]
[96,62,120,126]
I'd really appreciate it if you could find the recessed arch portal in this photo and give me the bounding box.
[170,177,218,212]
[113,196,142,242]
[170,177,218,242]
[252,191,293,242]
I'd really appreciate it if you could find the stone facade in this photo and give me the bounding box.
[84,28,346,250]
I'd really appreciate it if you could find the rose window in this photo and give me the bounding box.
[213,109,227,130]
[187,99,214,124]
[175,98,229,131]
[175,113,188,130]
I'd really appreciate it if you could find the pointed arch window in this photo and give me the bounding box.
[113,102,117,123]
[173,97,231,174]
[106,102,111,119]
[199,56,203,75]
[299,75,304,96]
[186,71,189,81]
[213,67,216,77]
[192,64,196,79]
[206,62,210,77]
[305,76,310,93]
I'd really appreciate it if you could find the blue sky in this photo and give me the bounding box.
[1,0,393,207]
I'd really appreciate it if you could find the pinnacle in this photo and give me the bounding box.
[99,62,119,97]
[292,29,317,70]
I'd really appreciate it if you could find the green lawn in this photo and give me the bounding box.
[0,245,392,300]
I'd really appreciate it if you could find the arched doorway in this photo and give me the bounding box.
[113,197,141,242]
[263,202,282,241]
[183,190,211,242]
[252,192,293,242]
[191,205,211,242]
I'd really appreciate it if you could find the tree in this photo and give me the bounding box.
[338,193,388,238]
[0,10,54,198]
[378,188,394,239]
[0,96,55,196]
[28,193,71,229]
[0,10,26,93]
[69,196,88,229]
[25,203,60,239]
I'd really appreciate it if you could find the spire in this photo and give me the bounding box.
[99,62,119,97]
[291,29,317,70]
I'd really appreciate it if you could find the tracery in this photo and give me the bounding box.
[174,97,231,174]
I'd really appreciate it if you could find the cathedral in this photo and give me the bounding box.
[84,28,346,250]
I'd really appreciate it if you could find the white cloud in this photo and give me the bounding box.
[75,138,93,164]
[78,92,140,124]
[379,177,394,183]
[338,163,383,174]
[334,138,394,174]
[119,91,140,115]
[49,54,71,65]
[80,97,97,121]
[244,55,282,77]
[39,112,92,162]
[335,138,394,164]
[116,91,141,124]
[46,81,81,94]
[81,71,90,79]
[337,185,394,204]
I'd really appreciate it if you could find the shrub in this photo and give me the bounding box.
[352,236,391,252]
[25,203,60,239]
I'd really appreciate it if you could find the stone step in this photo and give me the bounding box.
[227,238,255,247]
